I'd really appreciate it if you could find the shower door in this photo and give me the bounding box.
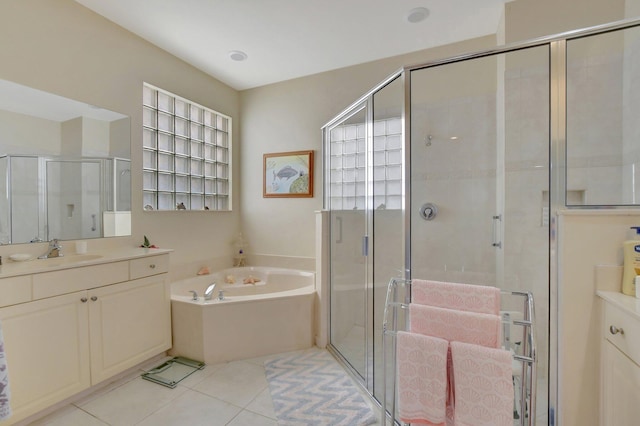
[409,46,550,425]
[46,160,102,241]
[326,75,406,398]
[327,102,371,382]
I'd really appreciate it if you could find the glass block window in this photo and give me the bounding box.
[142,83,231,211]
[328,117,402,210]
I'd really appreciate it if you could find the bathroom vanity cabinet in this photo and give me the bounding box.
[0,250,171,424]
[598,291,640,426]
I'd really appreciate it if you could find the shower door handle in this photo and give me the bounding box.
[362,235,369,256]
[492,214,502,249]
[335,216,342,243]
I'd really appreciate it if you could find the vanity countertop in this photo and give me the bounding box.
[0,247,172,279]
[597,290,640,321]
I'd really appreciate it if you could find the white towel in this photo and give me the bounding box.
[0,321,11,421]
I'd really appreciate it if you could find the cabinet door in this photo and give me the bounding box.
[602,341,640,426]
[0,292,90,422]
[88,274,171,384]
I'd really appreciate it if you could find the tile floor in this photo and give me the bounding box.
[23,348,381,426]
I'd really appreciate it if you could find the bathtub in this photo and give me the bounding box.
[170,267,316,364]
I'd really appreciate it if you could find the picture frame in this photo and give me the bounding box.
[263,150,314,198]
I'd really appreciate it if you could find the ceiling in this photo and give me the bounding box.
[75,0,509,91]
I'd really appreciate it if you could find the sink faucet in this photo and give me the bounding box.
[38,239,63,259]
[204,283,216,300]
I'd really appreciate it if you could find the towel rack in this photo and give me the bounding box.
[381,277,537,426]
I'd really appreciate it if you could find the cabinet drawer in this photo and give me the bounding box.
[604,302,640,365]
[0,275,32,307]
[32,261,129,299]
[130,254,169,280]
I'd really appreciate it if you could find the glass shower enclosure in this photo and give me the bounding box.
[324,17,640,424]
[0,154,131,244]
[323,34,552,426]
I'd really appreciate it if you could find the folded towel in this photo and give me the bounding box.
[410,304,501,349]
[0,321,11,421]
[450,341,513,426]
[397,331,449,426]
[411,280,501,315]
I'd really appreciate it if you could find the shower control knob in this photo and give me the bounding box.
[609,325,624,335]
[419,203,438,221]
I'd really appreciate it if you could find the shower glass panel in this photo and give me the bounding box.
[9,156,41,244]
[371,75,405,401]
[409,45,549,425]
[115,158,132,211]
[566,26,640,206]
[328,103,369,380]
[46,160,102,241]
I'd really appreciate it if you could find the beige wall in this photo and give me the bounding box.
[239,35,497,259]
[506,0,625,43]
[0,0,241,276]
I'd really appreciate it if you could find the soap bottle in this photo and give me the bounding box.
[622,226,640,296]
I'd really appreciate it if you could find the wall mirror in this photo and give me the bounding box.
[0,78,131,244]
[566,25,640,206]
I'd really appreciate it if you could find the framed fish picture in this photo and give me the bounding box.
[263,150,314,198]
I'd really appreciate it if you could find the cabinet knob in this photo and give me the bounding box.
[91,296,98,302]
[609,325,624,335]
[80,297,88,303]
[149,264,156,269]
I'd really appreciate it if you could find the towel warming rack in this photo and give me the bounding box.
[381,277,537,426]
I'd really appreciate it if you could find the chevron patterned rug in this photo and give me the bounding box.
[265,349,377,426]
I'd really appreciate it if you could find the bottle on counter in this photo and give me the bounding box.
[622,226,640,296]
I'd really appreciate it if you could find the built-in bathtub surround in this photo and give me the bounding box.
[170,267,316,364]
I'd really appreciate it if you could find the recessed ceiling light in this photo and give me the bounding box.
[407,7,430,23]
[228,50,248,61]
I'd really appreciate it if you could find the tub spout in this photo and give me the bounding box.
[204,283,216,300]
[189,290,198,301]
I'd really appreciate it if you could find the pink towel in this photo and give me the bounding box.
[397,331,449,426]
[412,280,501,315]
[450,341,513,426]
[409,304,501,349]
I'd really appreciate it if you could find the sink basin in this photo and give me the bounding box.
[39,254,103,266]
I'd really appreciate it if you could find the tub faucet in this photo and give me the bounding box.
[38,239,63,259]
[204,283,216,300]
[218,290,226,301]
[189,290,198,301]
